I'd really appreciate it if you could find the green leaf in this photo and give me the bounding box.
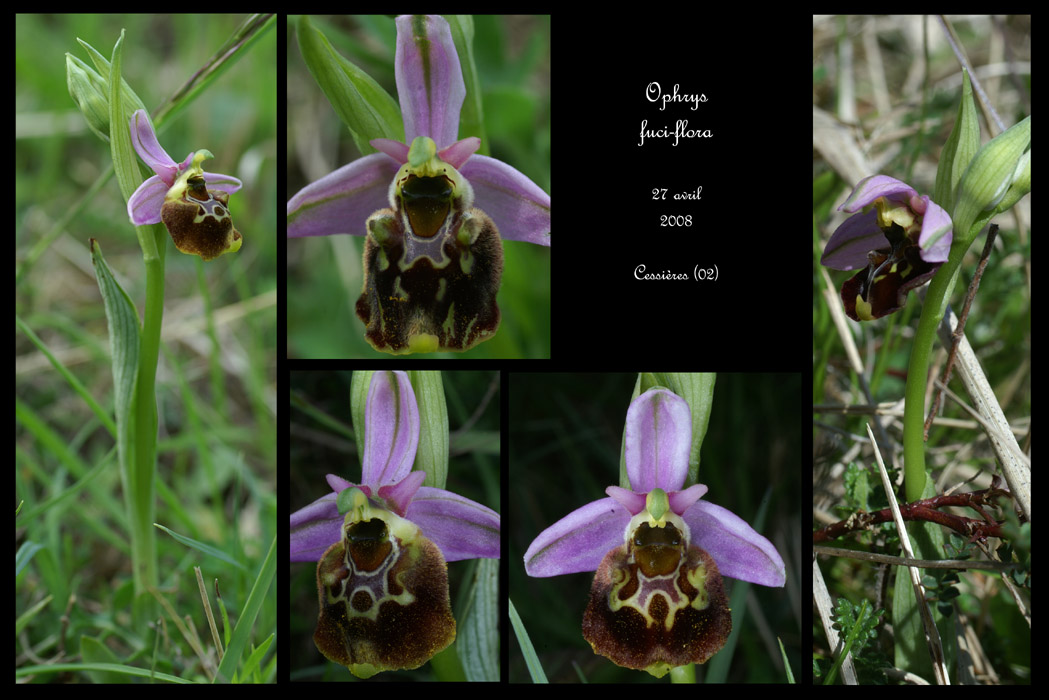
[777,637,795,683]
[662,373,716,485]
[151,14,276,127]
[15,594,53,637]
[892,515,955,680]
[408,371,448,489]
[825,597,884,684]
[214,535,276,683]
[350,370,373,458]
[297,15,402,154]
[843,463,871,512]
[509,598,547,683]
[933,68,980,215]
[458,558,499,681]
[107,30,139,208]
[16,662,190,683]
[238,633,275,682]
[153,523,248,572]
[15,540,45,577]
[90,238,141,497]
[444,15,486,152]
[80,635,128,683]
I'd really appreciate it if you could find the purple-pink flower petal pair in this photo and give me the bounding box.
[287,15,549,247]
[821,175,953,321]
[524,388,785,588]
[290,370,500,564]
[287,15,549,353]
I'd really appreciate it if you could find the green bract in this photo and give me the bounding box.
[296,15,403,154]
[933,69,980,216]
[952,115,1031,248]
[65,38,148,144]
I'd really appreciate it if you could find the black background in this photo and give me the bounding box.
[551,17,799,367]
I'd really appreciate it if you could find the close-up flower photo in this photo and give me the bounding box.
[813,15,1030,684]
[511,373,799,682]
[290,370,501,681]
[287,15,550,358]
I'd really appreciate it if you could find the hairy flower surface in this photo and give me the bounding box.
[291,371,499,676]
[524,388,784,676]
[287,15,550,353]
[127,110,243,261]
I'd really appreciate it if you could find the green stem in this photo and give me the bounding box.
[902,253,963,502]
[128,226,166,593]
[109,29,161,597]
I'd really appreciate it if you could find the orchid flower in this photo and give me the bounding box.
[524,387,785,677]
[287,15,550,354]
[127,109,244,261]
[290,370,499,677]
[821,174,953,321]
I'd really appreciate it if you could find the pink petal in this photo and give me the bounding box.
[376,470,425,516]
[668,483,708,514]
[461,155,550,246]
[395,14,465,148]
[361,371,419,486]
[407,486,500,561]
[370,138,410,163]
[625,388,691,493]
[438,137,481,169]
[684,500,785,587]
[524,497,630,577]
[129,109,178,184]
[605,486,645,515]
[287,153,398,238]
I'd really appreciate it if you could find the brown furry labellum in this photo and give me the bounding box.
[160,175,242,261]
[356,172,502,355]
[582,518,732,677]
[313,490,455,678]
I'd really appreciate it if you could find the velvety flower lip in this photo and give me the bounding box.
[126,109,241,226]
[523,388,786,588]
[287,14,550,247]
[290,370,500,564]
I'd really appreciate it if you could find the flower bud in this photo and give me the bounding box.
[952,116,1031,244]
[65,45,148,144]
[66,54,113,142]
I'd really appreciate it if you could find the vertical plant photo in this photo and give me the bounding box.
[290,371,501,681]
[286,15,550,359]
[813,16,1030,684]
[16,14,277,683]
[510,374,799,683]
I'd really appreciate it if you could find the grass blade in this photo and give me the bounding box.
[509,598,547,683]
[153,523,248,572]
[214,534,276,683]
